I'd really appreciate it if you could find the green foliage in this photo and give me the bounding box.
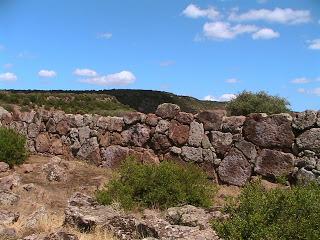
[96,158,217,210]
[212,181,320,240]
[0,128,28,167]
[226,91,290,116]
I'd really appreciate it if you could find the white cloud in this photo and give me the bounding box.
[38,70,57,78]
[229,8,311,25]
[311,88,320,96]
[252,28,279,39]
[225,78,240,83]
[80,71,136,86]
[73,68,98,77]
[204,93,236,102]
[297,87,320,96]
[182,4,220,20]
[291,77,310,84]
[3,63,13,69]
[97,32,113,39]
[160,60,175,67]
[0,72,17,81]
[297,88,306,93]
[203,21,258,40]
[308,39,320,50]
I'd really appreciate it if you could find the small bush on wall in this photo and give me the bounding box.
[227,91,290,116]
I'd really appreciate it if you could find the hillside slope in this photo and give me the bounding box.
[0,89,225,115]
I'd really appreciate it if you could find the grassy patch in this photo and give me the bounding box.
[212,181,320,240]
[96,158,217,210]
[0,127,28,167]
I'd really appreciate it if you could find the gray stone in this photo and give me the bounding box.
[101,145,130,168]
[195,110,226,131]
[0,210,19,225]
[155,103,180,119]
[123,112,143,125]
[235,140,257,162]
[218,148,251,186]
[0,190,19,205]
[28,123,40,138]
[0,162,9,173]
[202,149,216,163]
[201,134,212,149]
[292,110,317,130]
[188,121,204,147]
[296,128,320,153]
[155,119,170,134]
[295,168,317,185]
[181,146,203,162]
[78,126,90,144]
[210,131,233,156]
[222,116,246,134]
[121,124,150,147]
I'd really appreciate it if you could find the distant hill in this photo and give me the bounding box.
[0,89,225,115]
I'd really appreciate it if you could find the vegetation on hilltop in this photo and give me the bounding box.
[0,89,225,115]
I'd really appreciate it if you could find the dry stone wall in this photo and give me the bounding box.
[0,104,320,186]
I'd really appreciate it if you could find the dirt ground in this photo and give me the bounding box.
[0,154,246,239]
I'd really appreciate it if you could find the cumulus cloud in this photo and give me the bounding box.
[203,21,258,40]
[291,77,310,84]
[229,8,311,25]
[204,93,236,102]
[97,32,113,39]
[252,28,279,39]
[38,70,57,78]
[308,39,320,50]
[73,68,98,77]
[225,78,240,83]
[182,4,220,20]
[80,71,136,86]
[0,72,17,81]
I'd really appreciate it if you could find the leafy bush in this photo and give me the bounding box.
[0,128,28,167]
[226,91,290,116]
[96,158,217,210]
[212,181,320,240]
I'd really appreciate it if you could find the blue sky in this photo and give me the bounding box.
[0,0,319,111]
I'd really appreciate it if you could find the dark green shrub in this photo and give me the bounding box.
[212,181,320,240]
[226,91,290,116]
[96,158,217,210]
[0,128,28,167]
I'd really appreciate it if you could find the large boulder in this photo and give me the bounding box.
[101,145,130,168]
[292,110,318,131]
[35,133,51,153]
[296,128,320,153]
[168,121,189,145]
[155,103,180,119]
[175,112,194,125]
[195,110,226,131]
[243,114,294,150]
[254,149,295,179]
[222,116,246,134]
[217,148,251,186]
[188,121,204,147]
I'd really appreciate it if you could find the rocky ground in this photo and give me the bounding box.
[0,155,242,240]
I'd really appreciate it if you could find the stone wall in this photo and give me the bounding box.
[0,103,319,186]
